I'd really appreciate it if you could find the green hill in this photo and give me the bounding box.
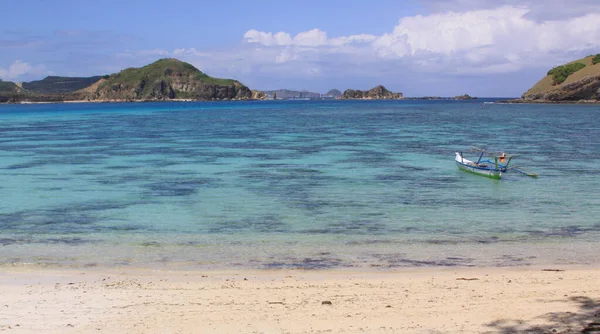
[1,58,253,103]
[522,54,600,101]
[79,58,251,101]
[0,79,19,93]
[0,80,66,103]
[0,80,24,102]
[22,76,103,94]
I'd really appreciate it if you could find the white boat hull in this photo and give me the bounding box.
[455,152,502,179]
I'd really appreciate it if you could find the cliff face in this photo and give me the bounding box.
[521,55,600,102]
[73,59,252,101]
[522,75,600,101]
[251,90,266,100]
[340,85,403,99]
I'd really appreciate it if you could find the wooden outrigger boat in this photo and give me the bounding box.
[455,147,537,179]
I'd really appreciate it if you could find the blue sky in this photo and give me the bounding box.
[2,0,600,96]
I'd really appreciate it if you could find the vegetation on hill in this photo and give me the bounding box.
[522,54,600,102]
[106,58,237,88]
[0,80,67,103]
[1,58,254,103]
[340,85,403,100]
[22,76,103,94]
[82,58,251,101]
[547,62,586,85]
[0,80,25,102]
[0,79,18,92]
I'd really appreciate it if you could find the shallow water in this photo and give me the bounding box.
[1,100,599,269]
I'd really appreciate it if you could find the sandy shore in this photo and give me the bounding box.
[1,266,599,334]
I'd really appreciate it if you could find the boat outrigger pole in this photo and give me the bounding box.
[505,155,514,168]
[509,165,538,177]
[476,151,484,165]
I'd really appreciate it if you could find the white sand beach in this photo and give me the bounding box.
[1,266,599,333]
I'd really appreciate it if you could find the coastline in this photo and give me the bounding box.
[2,265,599,333]
[3,97,479,104]
[496,98,600,104]
[2,98,261,105]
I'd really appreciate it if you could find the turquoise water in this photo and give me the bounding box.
[1,100,599,269]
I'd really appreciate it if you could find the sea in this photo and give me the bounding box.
[1,100,599,270]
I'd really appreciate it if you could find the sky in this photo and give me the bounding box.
[2,0,600,97]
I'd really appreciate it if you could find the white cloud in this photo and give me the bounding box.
[109,3,600,95]
[292,29,328,47]
[373,6,529,57]
[244,30,293,46]
[244,28,376,48]
[0,60,49,81]
[275,48,297,64]
[420,0,600,21]
[237,5,600,76]
[330,34,378,46]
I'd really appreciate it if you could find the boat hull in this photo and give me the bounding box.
[455,152,502,179]
[455,161,502,179]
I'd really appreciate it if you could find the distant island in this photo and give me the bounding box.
[340,85,403,100]
[0,58,252,103]
[1,57,482,104]
[506,54,600,103]
[261,89,341,100]
[325,89,342,98]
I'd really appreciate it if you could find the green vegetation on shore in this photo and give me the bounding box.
[522,54,600,102]
[547,62,586,85]
[94,58,250,100]
[0,79,18,92]
[106,58,237,89]
[1,58,252,102]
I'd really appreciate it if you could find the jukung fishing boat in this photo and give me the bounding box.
[455,148,537,179]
